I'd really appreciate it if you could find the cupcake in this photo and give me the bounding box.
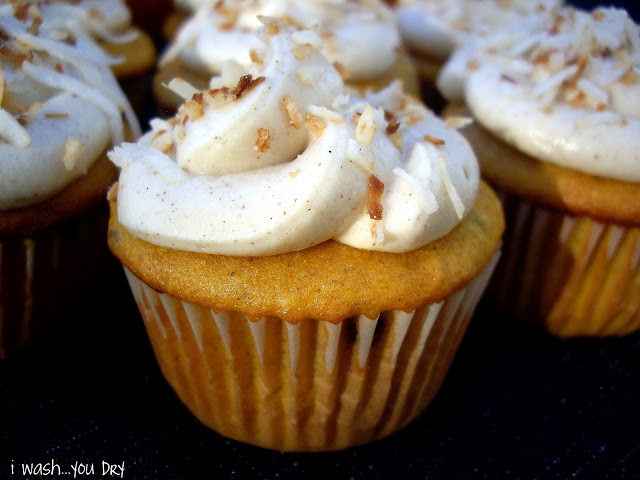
[153,0,419,114]
[28,0,156,81]
[31,0,157,115]
[0,3,140,356]
[450,6,640,336]
[108,20,503,451]
[391,0,562,110]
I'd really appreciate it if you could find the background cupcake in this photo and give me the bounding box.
[451,6,640,336]
[33,0,157,114]
[108,22,503,451]
[153,0,419,114]
[0,2,140,356]
[391,0,563,111]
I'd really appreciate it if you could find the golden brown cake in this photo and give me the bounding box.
[106,23,503,450]
[107,181,503,451]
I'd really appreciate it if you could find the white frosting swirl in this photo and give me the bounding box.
[161,0,402,81]
[394,0,562,60]
[112,24,479,256]
[464,6,640,182]
[0,2,140,209]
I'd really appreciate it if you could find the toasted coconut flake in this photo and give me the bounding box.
[282,94,302,129]
[424,134,445,146]
[356,104,376,147]
[166,77,200,100]
[260,16,281,35]
[566,89,586,107]
[304,113,327,135]
[444,116,473,129]
[292,30,322,48]
[366,174,384,221]
[389,131,403,151]
[151,129,174,154]
[249,49,264,65]
[253,127,270,153]
[333,61,351,81]
[179,99,204,122]
[439,155,465,220]
[307,105,343,123]
[291,44,312,61]
[386,117,400,135]
[620,67,638,85]
[62,137,83,172]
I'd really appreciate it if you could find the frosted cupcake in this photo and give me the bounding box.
[0,4,140,356]
[391,0,562,110]
[153,0,419,113]
[108,20,503,451]
[24,0,157,82]
[453,6,640,336]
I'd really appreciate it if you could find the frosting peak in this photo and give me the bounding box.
[112,24,479,256]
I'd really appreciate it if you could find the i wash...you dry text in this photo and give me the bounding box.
[11,459,125,478]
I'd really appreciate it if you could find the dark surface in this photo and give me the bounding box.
[2,263,640,480]
[2,1,640,479]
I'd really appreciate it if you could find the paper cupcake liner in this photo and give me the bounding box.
[0,212,112,357]
[122,252,499,452]
[486,192,640,337]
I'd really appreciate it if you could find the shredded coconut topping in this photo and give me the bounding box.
[161,0,402,82]
[111,25,480,256]
[464,5,640,182]
[0,0,140,209]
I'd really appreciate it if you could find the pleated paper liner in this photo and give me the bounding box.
[486,191,640,337]
[0,212,113,358]
[122,252,499,452]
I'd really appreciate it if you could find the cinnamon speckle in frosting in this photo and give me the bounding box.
[304,112,327,135]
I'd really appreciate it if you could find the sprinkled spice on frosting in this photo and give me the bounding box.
[111,20,480,256]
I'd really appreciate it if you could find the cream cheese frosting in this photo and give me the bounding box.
[161,0,402,82]
[464,6,640,182]
[0,2,140,209]
[394,0,562,61]
[111,22,479,256]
